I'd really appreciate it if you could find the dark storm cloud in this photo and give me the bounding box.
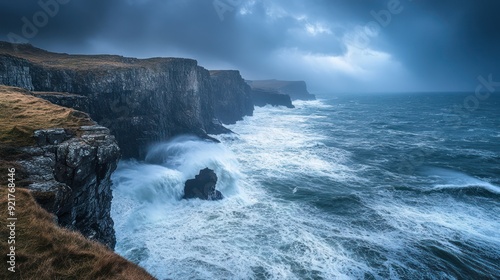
[366,0,500,91]
[0,0,498,92]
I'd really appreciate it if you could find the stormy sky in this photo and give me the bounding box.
[1,0,499,93]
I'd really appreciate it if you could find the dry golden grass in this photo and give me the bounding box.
[0,42,133,69]
[0,42,186,70]
[0,187,156,280]
[0,85,93,147]
[0,85,90,188]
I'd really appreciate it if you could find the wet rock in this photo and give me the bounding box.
[183,168,223,201]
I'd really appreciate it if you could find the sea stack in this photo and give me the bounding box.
[183,168,224,201]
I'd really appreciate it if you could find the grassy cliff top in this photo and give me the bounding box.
[0,187,155,280]
[0,85,93,147]
[0,41,197,70]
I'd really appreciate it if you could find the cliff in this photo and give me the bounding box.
[0,42,252,158]
[0,187,155,279]
[251,88,295,108]
[0,85,120,248]
[246,79,316,100]
[209,70,253,124]
[32,91,90,113]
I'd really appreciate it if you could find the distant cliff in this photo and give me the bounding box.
[0,42,252,158]
[246,79,316,100]
[251,88,294,108]
[209,70,254,124]
[0,85,120,248]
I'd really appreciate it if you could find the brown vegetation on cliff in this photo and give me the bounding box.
[0,85,153,279]
[0,85,93,188]
[0,41,190,70]
[0,187,155,280]
[0,85,92,147]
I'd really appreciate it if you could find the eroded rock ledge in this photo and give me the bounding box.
[0,85,120,248]
[24,126,120,248]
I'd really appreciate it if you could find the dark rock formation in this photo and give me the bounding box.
[246,79,316,100]
[210,70,254,124]
[251,88,295,108]
[0,42,254,158]
[32,91,90,112]
[183,168,223,201]
[0,85,120,248]
[24,126,120,248]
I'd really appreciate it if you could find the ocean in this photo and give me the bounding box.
[111,92,500,280]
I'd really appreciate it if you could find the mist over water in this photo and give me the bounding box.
[112,93,500,279]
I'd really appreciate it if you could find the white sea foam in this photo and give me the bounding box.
[112,98,500,279]
[219,105,362,185]
[111,103,374,279]
[423,167,500,194]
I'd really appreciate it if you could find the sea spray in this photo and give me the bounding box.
[112,94,500,279]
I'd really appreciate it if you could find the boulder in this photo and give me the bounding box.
[183,168,223,200]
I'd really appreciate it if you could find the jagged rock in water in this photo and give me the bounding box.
[251,88,295,108]
[183,168,223,201]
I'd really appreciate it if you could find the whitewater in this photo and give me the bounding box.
[111,93,500,279]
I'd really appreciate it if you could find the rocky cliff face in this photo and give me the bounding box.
[23,126,120,248]
[210,70,253,124]
[32,91,90,112]
[246,79,316,100]
[251,88,295,108]
[0,42,253,158]
[0,86,120,248]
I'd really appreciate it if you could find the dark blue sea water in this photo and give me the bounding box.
[111,92,500,279]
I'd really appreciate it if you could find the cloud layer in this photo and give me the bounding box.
[1,0,499,93]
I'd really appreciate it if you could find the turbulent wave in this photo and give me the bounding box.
[422,167,500,195]
[112,94,500,279]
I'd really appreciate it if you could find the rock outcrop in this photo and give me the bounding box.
[247,79,316,100]
[210,70,254,124]
[26,126,120,248]
[32,91,90,113]
[0,42,253,158]
[0,85,120,248]
[251,88,295,108]
[183,168,223,201]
